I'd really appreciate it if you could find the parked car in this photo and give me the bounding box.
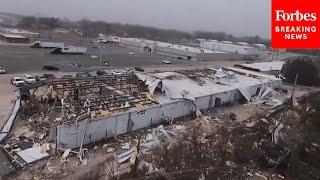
[43,65,59,71]
[111,70,123,75]
[91,55,99,59]
[129,52,135,55]
[125,68,134,74]
[134,67,144,72]
[96,70,106,76]
[126,68,134,72]
[35,75,47,82]
[85,71,93,77]
[42,73,56,80]
[62,74,73,79]
[76,72,88,78]
[11,77,25,87]
[0,66,6,74]
[71,63,82,67]
[23,75,37,84]
[162,60,172,64]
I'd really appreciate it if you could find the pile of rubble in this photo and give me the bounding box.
[1,97,314,179]
[114,104,311,179]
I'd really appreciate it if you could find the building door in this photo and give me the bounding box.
[214,98,222,107]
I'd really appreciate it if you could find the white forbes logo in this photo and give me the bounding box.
[275,10,317,21]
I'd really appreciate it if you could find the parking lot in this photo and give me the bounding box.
[0,43,192,74]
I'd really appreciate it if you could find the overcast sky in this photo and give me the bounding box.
[0,0,271,38]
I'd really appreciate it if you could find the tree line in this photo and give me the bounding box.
[19,16,270,46]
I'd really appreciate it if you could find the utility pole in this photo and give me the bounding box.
[99,46,102,70]
[291,73,299,106]
[292,73,299,97]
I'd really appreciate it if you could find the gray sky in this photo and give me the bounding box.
[0,0,271,38]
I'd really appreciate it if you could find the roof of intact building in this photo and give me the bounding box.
[234,61,285,72]
[0,33,28,39]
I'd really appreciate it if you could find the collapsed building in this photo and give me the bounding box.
[11,68,282,151]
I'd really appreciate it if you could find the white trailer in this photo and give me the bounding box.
[31,41,64,48]
[50,46,87,54]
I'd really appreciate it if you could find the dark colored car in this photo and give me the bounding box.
[135,67,144,72]
[43,65,60,71]
[96,70,106,76]
[76,72,88,78]
[42,73,56,80]
[35,75,47,82]
[62,75,73,79]
[84,71,93,77]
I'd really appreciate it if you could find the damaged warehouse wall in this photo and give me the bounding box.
[57,100,194,149]
[56,79,282,150]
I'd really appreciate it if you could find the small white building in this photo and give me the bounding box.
[200,40,260,55]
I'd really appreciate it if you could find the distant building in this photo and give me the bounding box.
[0,34,30,43]
[112,37,239,61]
[98,34,120,44]
[200,40,269,60]
[0,27,40,38]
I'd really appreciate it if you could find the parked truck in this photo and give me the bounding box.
[31,41,65,48]
[50,46,87,55]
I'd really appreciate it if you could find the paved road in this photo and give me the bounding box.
[0,43,192,74]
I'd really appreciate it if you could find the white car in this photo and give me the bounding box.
[0,66,5,74]
[23,75,37,84]
[162,60,172,64]
[129,52,135,55]
[91,55,99,59]
[111,70,123,75]
[11,77,25,87]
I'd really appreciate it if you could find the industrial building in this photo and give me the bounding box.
[0,34,30,43]
[101,36,242,61]
[200,40,268,60]
[0,27,40,38]
[1,67,282,150]
[119,37,212,60]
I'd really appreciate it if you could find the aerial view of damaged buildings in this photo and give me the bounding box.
[0,26,312,179]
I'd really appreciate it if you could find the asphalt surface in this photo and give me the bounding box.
[0,43,192,74]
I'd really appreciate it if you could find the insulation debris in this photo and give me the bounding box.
[16,145,49,164]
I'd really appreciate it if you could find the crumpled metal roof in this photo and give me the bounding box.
[135,69,279,103]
